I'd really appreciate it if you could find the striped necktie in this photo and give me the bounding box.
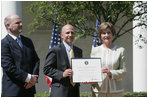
[16,37,23,48]
[69,48,76,87]
[69,48,74,67]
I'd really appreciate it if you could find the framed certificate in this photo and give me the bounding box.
[72,58,102,83]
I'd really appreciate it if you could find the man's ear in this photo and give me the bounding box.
[61,33,63,39]
[6,24,10,29]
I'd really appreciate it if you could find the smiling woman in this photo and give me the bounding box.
[90,22,127,97]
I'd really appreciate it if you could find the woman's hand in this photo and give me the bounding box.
[101,67,112,77]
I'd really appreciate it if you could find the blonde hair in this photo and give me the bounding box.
[98,22,116,38]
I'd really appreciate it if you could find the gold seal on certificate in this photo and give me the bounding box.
[72,58,102,83]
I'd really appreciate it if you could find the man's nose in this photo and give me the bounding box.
[69,32,73,36]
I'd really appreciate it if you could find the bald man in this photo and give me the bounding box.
[44,24,82,97]
[1,14,40,97]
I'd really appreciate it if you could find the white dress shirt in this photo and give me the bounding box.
[63,41,73,63]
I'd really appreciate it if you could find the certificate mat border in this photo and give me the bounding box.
[71,58,102,83]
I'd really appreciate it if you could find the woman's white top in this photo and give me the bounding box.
[90,44,127,93]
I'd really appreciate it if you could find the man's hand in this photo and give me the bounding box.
[24,75,38,89]
[24,83,32,89]
[30,75,38,86]
[63,69,73,78]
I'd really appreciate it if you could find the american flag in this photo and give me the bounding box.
[46,14,61,88]
[93,15,100,47]
[50,23,61,48]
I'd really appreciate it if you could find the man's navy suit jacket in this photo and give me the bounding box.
[1,34,40,97]
[44,43,82,97]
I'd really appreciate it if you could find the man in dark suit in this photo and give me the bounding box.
[1,14,40,97]
[43,24,82,97]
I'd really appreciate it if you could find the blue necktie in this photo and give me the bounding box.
[16,37,23,48]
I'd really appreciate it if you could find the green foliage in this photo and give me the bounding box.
[35,92,50,97]
[34,92,92,97]
[34,92,147,97]
[80,92,92,97]
[26,1,147,43]
[124,92,147,97]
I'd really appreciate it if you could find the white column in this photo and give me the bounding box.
[133,2,147,92]
[1,1,22,39]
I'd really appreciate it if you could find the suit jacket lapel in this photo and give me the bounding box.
[6,35,22,51]
[73,46,78,58]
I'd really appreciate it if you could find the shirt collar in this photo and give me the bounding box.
[63,41,73,52]
[9,33,21,40]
